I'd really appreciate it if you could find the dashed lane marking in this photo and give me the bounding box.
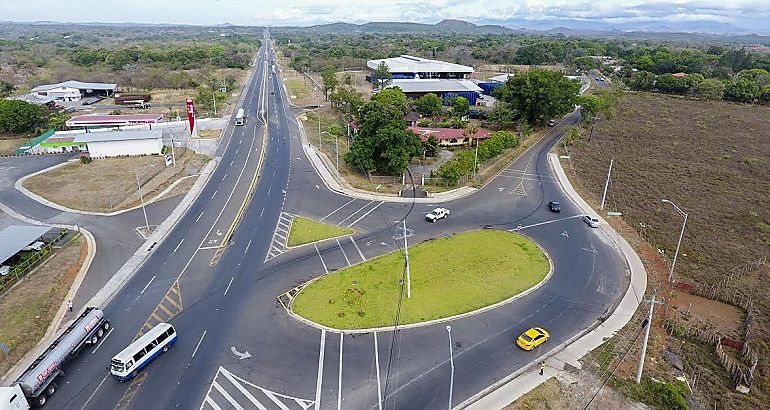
[350,237,366,261]
[346,201,384,227]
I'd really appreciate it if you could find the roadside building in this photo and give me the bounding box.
[5,93,58,107]
[405,112,421,127]
[409,125,490,147]
[31,80,118,102]
[0,225,53,273]
[66,114,163,130]
[36,132,88,154]
[73,129,163,158]
[367,55,473,81]
[387,79,483,105]
[489,73,515,83]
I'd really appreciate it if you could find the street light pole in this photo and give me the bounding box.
[662,199,688,283]
[335,133,339,171]
[636,291,663,383]
[473,141,479,181]
[135,171,149,232]
[403,219,411,299]
[600,158,613,210]
[446,325,454,410]
[212,93,217,116]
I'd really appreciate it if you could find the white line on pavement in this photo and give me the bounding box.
[91,328,114,353]
[374,332,383,410]
[513,215,584,231]
[204,396,224,410]
[198,245,220,250]
[192,330,207,358]
[336,239,351,266]
[140,275,157,294]
[196,212,204,222]
[259,208,264,218]
[229,159,234,167]
[211,190,218,200]
[347,201,384,227]
[173,238,185,254]
[350,237,366,261]
[267,186,272,196]
[315,330,326,410]
[245,239,252,254]
[212,380,245,410]
[224,277,234,296]
[219,368,268,410]
[337,333,344,410]
[222,174,227,182]
[336,200,373,226]
[320,198,356,221]
[80,375,108,410]
[315,244,328,274]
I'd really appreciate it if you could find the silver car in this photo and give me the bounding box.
[582,215,600,228]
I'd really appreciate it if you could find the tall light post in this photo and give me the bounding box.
[135,171,150,232]
[403,219,411,299]
[662,199,688,283]
[446,325,454,410]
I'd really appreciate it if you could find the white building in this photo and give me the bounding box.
[31,80,118,102]
[367,55,473,80]
[74,129,163,158]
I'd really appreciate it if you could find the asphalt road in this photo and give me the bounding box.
[31,33,630,410]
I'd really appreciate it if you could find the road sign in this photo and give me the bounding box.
[559,155,571,159]
[607,211,623,216]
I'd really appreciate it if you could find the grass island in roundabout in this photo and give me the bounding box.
[291,229,551,330]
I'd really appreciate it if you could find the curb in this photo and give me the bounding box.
[285,231,554,334]
[456,153,647,409]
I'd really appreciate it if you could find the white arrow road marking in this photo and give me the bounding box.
[230,346,251,360]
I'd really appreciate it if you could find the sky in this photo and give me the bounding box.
[1,0,769,33]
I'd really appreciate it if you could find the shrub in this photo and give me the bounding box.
[80,155,92,164]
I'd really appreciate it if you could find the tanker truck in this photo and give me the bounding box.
[0,307,110,408]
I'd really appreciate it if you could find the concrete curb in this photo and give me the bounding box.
[457,153,647,409]
[296,115,477,204]
[286,231,554,334]
[14,159,203,217]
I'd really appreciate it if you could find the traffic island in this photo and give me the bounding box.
[290,230,551,331]
[287,217,355,247]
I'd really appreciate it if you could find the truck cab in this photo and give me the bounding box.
[0,384,30,409]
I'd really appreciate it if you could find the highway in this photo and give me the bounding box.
[42,32,630,410]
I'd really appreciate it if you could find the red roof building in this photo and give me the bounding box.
[66,114,163,129]
[671,72,688,78]
[409,126,490,146]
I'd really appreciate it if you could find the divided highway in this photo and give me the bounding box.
[40,32,630,410]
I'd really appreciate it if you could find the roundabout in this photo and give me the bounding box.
[291,230,551,330]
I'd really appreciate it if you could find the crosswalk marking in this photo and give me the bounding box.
[201,366,314,410]
[265,212,294,262]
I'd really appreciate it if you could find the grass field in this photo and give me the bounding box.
[564,92,770,409]
[292,230,550,329]
[287,217,355,247]
[0,237,86,377]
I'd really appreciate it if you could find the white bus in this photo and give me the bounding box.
[235,108,245,126]
[110,323,176,381]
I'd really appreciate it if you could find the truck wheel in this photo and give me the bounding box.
[46,382,57,396]
[91,335,99,344]
[162,345,169,353]
[35,394,47,407]
[97,328,104,337]
[103,321,111,331]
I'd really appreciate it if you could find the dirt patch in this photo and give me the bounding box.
[0,237,86,377]
[196,129,222,139]
[507,373,645,410]
[0,137,29,155]
[23,148,207,212]
[669,292,744,338]
[562,92,770,408]
[275,49,324,108]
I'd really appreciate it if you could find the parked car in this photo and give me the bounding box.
[516,327,550,351]
[547,119,556,127]
[548,201,561,212]
[21,241,45,252]
[0,265,10,276]
[425,208,450,222]
[582,215,600,228]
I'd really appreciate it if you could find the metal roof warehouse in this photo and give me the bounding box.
[66,114,163,129]
[387,79,484,105]
[367,55,473,79]
[0,225,53,265]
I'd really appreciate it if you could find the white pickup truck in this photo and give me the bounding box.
[425,208,450,223]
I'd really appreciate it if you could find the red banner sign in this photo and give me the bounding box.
[186,98,196,137]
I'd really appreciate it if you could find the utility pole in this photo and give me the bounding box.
[403,219,411,299]
[335,133,339,171]
[318,114,322,149]
[600,158,613,210]
[446,325,454,410]
[662,199,688,283]
[588,116,598,142]
[473,141,479,181]
[170,135,176,167]
[636,291,664,383]
[135,171,149,232]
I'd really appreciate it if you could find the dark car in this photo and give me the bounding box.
[548,201,561,212]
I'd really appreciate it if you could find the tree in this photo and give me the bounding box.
[330,86,363,117]
[0,80,14,98]
[424,135,439,157]
[760,85,770,104]
[655,74,696,95]
[345,100,420,176]
[374,61,392,89]
[573,56,600,71]
[321,65,338,101]
[737,68,770,87]
[691,79,725,101]
[495,68,580,126]
[415,93,442,116]
[724,79,760,103]
[372,87,409,113]
[0,100,43,134]
[517,119,533,141]
[451,96,470,117]
[487,101,516,129]
[629,71,656,91]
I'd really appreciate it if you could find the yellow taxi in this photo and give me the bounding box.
[516,327,550,351]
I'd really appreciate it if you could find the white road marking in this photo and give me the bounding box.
[337,200,374,226]
[336,239,351,267]
[204,396,223,410]
[140,275,157,294]
[347,201,384,227]
[192,330,207,358]
[350,237,366,261]
[219,367,268,410]
[199,245,220,250]
[267,186,272,196]
[259,208,264,218]
[212,380,245,410]
[337,333,344,410]
[80,374,108,410]
[513,215,585,230]
[211,190,218,200]
[196,212,204,222]
[374,332,383,410]
[173,238,185,253]
[91,328,114,353]
[224,277,235,296]
[315,330,326,410]
[229,159,234,166]
[245,239,252,254]
[320,198,356,221]
[315,244,328,274]
[222,174,226,182]
[235,148,239,155]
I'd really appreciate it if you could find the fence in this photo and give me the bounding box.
[0,228,75,296]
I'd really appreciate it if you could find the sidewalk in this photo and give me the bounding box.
[297,119,476,203]
[459,153,647,409]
